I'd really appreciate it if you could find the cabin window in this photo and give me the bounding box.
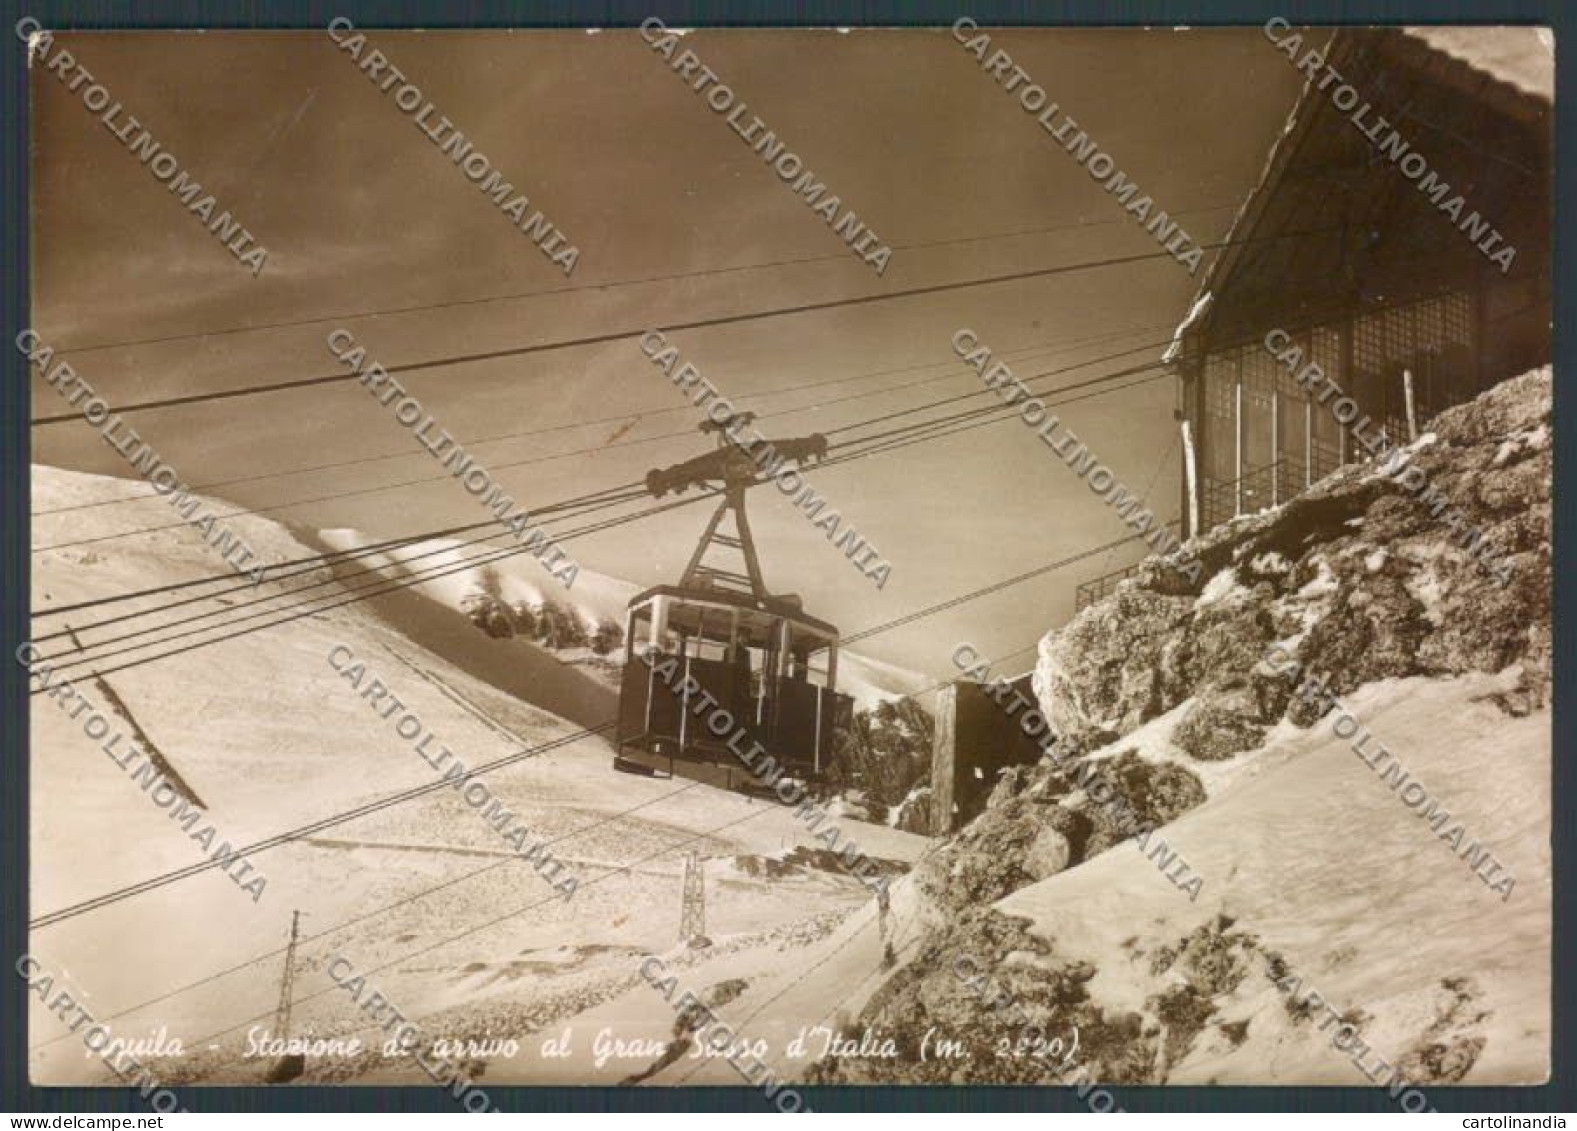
[627,604,652,660]
[784,623,833,689]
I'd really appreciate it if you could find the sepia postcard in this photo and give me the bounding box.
[16,17,1556,1111]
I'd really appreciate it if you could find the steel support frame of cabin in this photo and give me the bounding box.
[1171,28,1551,542]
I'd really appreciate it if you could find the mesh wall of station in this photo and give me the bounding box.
[1194,291,1476,533]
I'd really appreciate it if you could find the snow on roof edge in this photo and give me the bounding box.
[1163,291,1212,363]
[1401,26,1554,105]
[1165,26,1551,362]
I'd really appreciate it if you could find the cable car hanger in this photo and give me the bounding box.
[643,411,829,611]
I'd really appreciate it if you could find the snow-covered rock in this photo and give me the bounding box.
[819,370,1552,1086]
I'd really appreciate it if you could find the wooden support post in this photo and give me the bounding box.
[1304,395,1314,487]
[1403,368,1418,442]
[1270,383,1281,508]
[1180,419,1200,542]
[1339,318,1354,467]
[1233,376,1245,518]
[1472,282,1488,394]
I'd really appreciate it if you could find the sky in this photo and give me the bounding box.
[29,26,1308,678]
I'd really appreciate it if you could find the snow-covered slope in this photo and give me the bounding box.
[997,670,1548,1085]
[27,464,928,1087]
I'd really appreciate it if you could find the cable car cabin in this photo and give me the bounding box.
[614,586,852,790]
[616,415,849,791]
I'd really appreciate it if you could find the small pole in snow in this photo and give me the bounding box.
[265,910,307,1083]
[680,850,709,948]
[274,910,302,1040]
[877,884,894,969]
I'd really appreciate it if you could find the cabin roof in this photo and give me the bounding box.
[628,583,841,638]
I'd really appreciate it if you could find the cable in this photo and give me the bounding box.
[38,364,1177,684]
[820,372,1172,467]
[29,483,643,623]
[29,225,1338,427]
[29,490,650,645]
[30,494,715,690]
[34,322,1166,518]
[48,205,1243,358]
[27,776,705,1052]
[30,313,1179,520]
[39,355,1178,675]
[31,323,1187,625]
[28,722,618,929]
[823,354,1171,453]
[30,323,1176,553]
[169,803,782,1075]
[842,526,1177,646]
[27,490,655,665]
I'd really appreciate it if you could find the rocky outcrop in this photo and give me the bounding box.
[817,371,1551,1086]
[1171,698,1264,762]
[807,906,1157,1085]
[924,748,1205,911]
[890,786,934,834]
[1035,369,1551,752]
[1036,588,1194,745]
[928,371,1550,918]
